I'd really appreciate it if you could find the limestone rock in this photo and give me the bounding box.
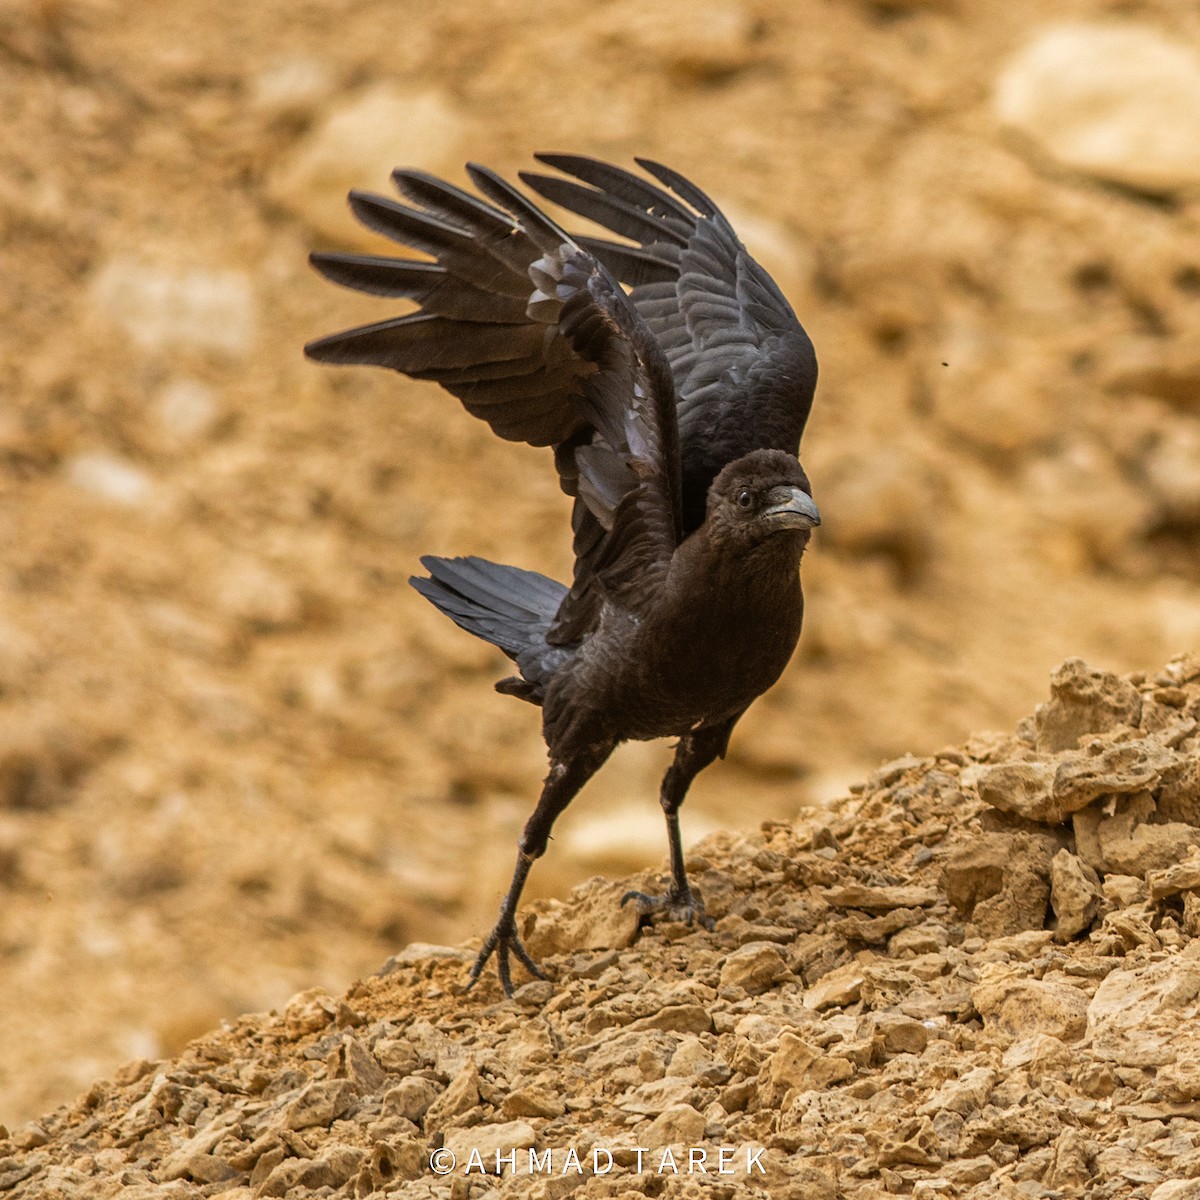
[1001,1032,1073,1071]
[594,0,762,79]
[942,833,1051,937]
[802,962,865,1010]
[329,1036,386,1092]
[977,738,1177,825]
[1156,756,1200,827]
[153,378,221,445]
[719,942,791,994]
[877,1116,941,1168]
[974,761,1061,822]
[1087,957,1200,1066]
[816,444,943,580]
[279,1079,357,1130]
[821,884,939,911]
[1156,1058,1200,1103]
[1033,658,1142,753]
[158,1110,243,1182]
[524,877,640,958]
[1086,790,1200,877]
[65,453,155,509]
[617,1078,693,1117]
[917,1067,996,1117]
[643,1103,706,1148]
[267,86,473,247]
[1048,1128,1099,1191]
[1104,342,1200,414]
[665,1035,730,1087]
[1100,816,1200,877]
[1049,849,1102,940]
[971,971,1088,1041]
[442,1120,536,1174]
[1150,1182,1200,1200]
[501,1086,565,1120]
[422,1059,480,1129]
[88,254,257,358]
[995,24,1200,194]
[1145,425,1200,527]
[1147,847,1200,900]
[758,1032,853,1107]
[383,1077,440,1123]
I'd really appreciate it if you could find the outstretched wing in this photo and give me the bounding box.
[304,165,682,639]
[521,155,818,532]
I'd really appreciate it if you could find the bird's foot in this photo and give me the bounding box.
[464,915,547,998]
[622,883,714,930]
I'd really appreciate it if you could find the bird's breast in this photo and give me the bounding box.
[618,555,804,735]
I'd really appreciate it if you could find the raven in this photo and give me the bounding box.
[305,155,819,995]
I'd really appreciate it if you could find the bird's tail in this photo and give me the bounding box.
[410,555,573,705]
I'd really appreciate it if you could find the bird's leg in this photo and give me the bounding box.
[623,713,743,928]
[469,741,614,997]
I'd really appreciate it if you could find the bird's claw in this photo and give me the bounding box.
[622,885,714,930]
[465,917,547,998]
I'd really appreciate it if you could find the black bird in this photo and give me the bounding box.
[304,154,819,995]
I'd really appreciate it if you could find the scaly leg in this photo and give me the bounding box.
[623,712,744,927]
[469,741,614,996]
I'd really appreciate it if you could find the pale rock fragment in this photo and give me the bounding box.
[1101,873,1147,907]
[1047,1127,1099,1190]
[877,1116,942,1167]
[280,1079,357,1130]
[971,971,1088,1041]
[918,1067,996,1116]
[153,378,221,444]
[422,1059,481,1129]
[1096,791,1200,876]
[383,1076,441,1123]
[1049,849,1102,939]
[88,254,257,357]
[501,1085,565,1119]
[1033,658,1142,753]
[65,453,155,508]
[1156,1058,1200,1103]
[617,1078,694,1117]
[665,1035,730,1086]
[1150,1180,1200,1200]
[821,883,939,911]
[719,942,790,994]
[280,988,337,1036]
[525,877,640,958]
[758,1032,853,1107]
[642,1103,706,1148]
[1001,1033,1072,1071]
[977,738,1177,825]
[995,24,1200,194]
[266,86,473,246]
[942,833,1052,937]
[1147,845,1200,900]
[442,1121,536,1174]
[802,962,865,1009]
[1087,957,1200,1066]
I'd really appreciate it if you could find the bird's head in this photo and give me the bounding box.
[705,449,820,550]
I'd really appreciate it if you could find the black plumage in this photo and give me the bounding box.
[305,155,820,995]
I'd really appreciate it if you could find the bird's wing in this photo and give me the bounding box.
[304,165,684,638]
[521,155,818,530]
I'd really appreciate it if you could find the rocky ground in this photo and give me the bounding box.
[5,655,1200,1199]
[2,0,1200,1137]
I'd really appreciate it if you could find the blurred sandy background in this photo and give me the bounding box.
[1,0,1198,1124]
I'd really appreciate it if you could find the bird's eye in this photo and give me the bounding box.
[736,489,753,509]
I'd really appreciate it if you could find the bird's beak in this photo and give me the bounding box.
[762,485,821,530]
